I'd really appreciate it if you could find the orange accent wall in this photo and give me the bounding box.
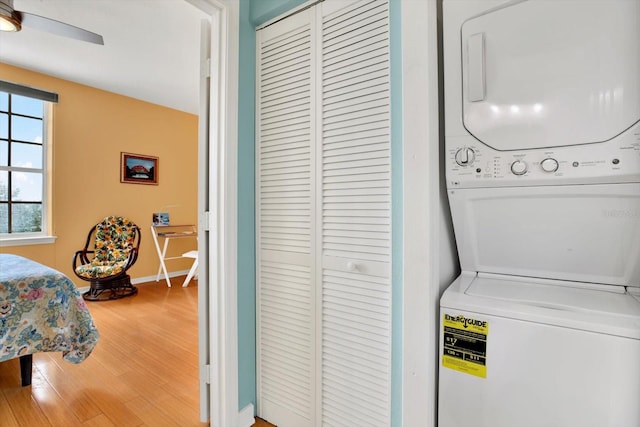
[0,63,198,284]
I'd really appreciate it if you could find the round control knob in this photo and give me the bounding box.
[511,160,528,175]
[540,158,559,173]
[455,147,476,166]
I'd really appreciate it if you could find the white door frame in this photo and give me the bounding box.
[401,1,442,427]
[186,0,239,426]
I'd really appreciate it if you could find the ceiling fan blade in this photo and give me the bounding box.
[19,11,104,45]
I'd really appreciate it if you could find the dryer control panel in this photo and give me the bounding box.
[447,123,640,188]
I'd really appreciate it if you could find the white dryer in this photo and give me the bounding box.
[439,1,640,426]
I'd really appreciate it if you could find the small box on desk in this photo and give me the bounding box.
[152,212,170,226]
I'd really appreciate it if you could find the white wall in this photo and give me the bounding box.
[401,1,459,426]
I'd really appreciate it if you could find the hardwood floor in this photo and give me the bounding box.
[254,418,275,427]
[0,277,208,426]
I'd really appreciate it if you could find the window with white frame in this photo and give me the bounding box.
[0,81,57,238]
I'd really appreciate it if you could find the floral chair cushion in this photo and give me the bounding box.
[75,216,137,279]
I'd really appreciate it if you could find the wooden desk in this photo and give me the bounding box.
[150,224,197,287]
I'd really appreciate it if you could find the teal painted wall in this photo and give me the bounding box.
[249,0,309,25]
[237,0,257,412]
[238,2,403,424]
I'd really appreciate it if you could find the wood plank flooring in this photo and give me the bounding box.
[0,277,210,426]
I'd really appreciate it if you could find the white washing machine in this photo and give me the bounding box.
[439,1,640,426]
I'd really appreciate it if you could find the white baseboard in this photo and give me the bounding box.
[238,403,255,427]
[131,270,190,285]
[76,270,190,294]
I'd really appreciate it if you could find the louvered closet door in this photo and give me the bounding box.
[256,9,316,427]
[318,1,391,426]
[257,1,391,426]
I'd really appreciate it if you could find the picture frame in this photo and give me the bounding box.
[120,152,158,185]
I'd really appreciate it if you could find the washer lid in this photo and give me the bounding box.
[461,0,640,151]
[441,272,640,339]
[467,274,640,319]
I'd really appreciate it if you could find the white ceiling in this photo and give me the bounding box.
[0,0,207,114]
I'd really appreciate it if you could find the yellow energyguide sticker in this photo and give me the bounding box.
[442,313,488,378]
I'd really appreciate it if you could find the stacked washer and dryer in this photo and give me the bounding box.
[438,1,640,426]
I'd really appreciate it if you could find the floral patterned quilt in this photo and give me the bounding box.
[0,254,99,363]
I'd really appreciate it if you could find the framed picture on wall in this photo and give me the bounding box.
[120,152,159,185]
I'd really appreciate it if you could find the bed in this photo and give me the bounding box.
[0,253,100,386]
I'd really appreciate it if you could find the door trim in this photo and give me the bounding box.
[400,1,441,427]
[187,0,239,426]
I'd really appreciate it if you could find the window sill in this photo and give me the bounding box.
[0,236,57,247]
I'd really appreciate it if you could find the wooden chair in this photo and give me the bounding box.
[73,216,140,301]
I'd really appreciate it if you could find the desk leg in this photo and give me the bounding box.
[151,226,172,287]
[20,354,32,386]
[159,239,172,287]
